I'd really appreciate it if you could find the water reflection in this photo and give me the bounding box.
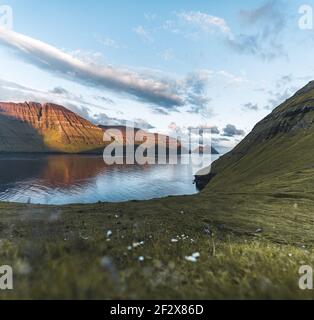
[0,154,218,205]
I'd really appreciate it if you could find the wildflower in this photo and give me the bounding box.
[138,256,145,262]
[107,230,112,238]
[185,256,197,263]
[171,239,179,243]
[185,252,201,263]
[133,241,145,248]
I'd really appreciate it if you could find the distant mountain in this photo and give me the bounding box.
[195,81,314,192]
[192,145,219,155]
[99,125,187,153]
[0,102,183,154]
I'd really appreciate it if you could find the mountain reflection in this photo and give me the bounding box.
[0,154,217,204]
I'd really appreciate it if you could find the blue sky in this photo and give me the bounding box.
[0,0,313,150]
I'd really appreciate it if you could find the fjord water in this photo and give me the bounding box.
[0,154,219,205]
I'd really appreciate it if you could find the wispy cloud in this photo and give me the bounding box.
[178,11,231,35]
[133,25,154,43]
[169,2,288,60]
[0,78,110,114]
[232,0,287,60]
[94,34,121,49]
[161,49,174,61]
[243,102,259,111]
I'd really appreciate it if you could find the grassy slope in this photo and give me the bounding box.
[0,191,313,300]
[2,86,314,299]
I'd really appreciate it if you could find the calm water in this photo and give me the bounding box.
[0,154,219,205]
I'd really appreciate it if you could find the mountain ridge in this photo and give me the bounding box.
[195,81,314,193]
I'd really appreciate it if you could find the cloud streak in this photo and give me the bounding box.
[0,28,204,110]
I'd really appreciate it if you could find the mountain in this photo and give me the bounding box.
[0,102,105,153]
[99,125,187,153]
[192,145,219,155]
[195,81,314,193]
[0,102,182,154]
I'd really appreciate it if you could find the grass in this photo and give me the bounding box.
[0,192,313,300]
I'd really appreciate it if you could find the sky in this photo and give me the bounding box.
[0,0,313,151]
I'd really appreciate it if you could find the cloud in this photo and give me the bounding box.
[133,25,154,43]
[65,103,94,122]
[0,29,178,108]
[144,13,158,21]
[94,113,155,130]
[94,35,120,49]
[153,107,170,115]
[0,78,111,114]
[222,124,245,137]
[264,74,301,110]
[230,0,287,60]
[189,124,220,135]
[264,87,297,111]
[243,102,259,111]
[178,11,231,35]
[161,49,174,61]
[239,0,285,30]
[275,74,293,88]
[173,2,288,60]
[68,49,104,64]
[50,86,69,95]
[202,125,220,135]
[94,95,115,105]
[184,71,212,115]
[0,29,215,113]
[133,118,155,130]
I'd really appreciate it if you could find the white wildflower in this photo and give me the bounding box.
[185,252,201,263]
[185,256,197,263]
[107,230,112,238]
[133,241,145,248]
